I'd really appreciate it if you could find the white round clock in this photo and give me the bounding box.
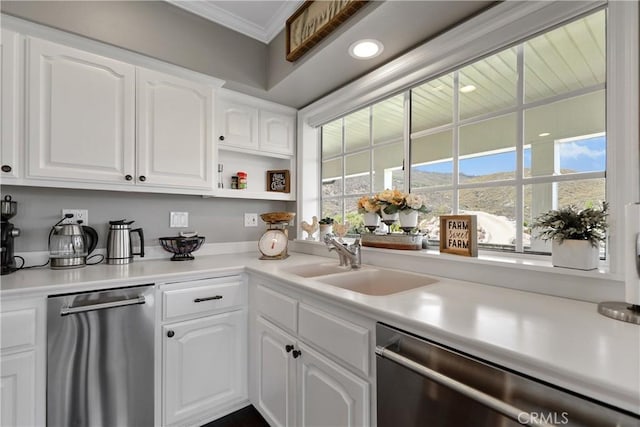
[258,229,289,259]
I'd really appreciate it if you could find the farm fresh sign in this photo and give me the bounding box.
[439,215,478,257]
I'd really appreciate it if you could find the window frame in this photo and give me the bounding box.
[297,0,638,283]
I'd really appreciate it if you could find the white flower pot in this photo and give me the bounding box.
[363,212,380,227]
[381,211,399,223]
[399,210,419,228]
[552,239,600,270]
[319,224,333,241]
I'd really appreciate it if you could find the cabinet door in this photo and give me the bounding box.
[163,310,247,426]
[1,29,22,180]
[1,351,36,427]
[297,343,369,427]
[260,111,295,156]
[254,316,296,427]
[217,99,259,150]
[137,68,213,190]
[27,38,136,184]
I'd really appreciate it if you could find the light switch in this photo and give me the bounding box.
[170,212,189,228]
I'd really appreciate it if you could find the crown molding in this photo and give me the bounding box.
[167,0,302,44]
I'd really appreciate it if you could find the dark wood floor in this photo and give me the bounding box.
[202,405,269,427]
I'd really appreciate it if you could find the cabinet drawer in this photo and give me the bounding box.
[0,308,37,351]
[163,277,245,320]
[255,285,297,334]
[298,303,369,376]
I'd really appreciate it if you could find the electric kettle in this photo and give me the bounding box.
[106,220,145,264]
[49,221,98,269]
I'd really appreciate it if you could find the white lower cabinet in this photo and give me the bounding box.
[159,275,248,427]
[0,297,46,427]
[250,280,372,427]
[163,310,247,426]
[297,342,369,427]
[0,351,36,427]
[254,316,297,427]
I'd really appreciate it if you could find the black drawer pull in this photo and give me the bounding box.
[292,349,302,359]
[285,344,294,353]
[1,165,12,173]
[194,295,223,303]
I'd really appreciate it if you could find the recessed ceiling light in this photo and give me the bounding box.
[459,85,476,93]
[538,132,551,137]
[349,39,384,59]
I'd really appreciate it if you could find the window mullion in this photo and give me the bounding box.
[369,105,374,195]
[404,91,411,191]
[452,71,460,213]
[515,44,525,253]
[341,118,346,219]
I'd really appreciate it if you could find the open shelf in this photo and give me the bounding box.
[215,149,295,201]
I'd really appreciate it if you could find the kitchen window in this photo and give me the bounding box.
[321,9,606,255]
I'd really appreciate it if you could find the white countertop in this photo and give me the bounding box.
[1,251,639,415]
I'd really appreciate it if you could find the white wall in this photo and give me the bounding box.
[2,185,295,252]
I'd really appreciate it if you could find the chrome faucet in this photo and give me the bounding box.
[323,234,361,269]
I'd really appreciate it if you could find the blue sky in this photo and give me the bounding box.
[416,135,606,176]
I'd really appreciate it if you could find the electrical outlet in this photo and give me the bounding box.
[170,212,189,228]
[62,209,89,225]
[244,213,258,227]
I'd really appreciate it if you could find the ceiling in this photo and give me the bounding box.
[166,0,302,43]
[167,1,497,108]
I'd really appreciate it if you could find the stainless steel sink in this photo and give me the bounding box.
[316,269,438,296]
[282,263,357,278]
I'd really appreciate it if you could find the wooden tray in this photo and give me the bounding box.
[361,233,422,250]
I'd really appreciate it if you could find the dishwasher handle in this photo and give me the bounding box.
[376,345,554,427]
[60,295,146,316]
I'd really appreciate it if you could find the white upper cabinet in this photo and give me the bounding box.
[26,38,136,185]
[1,29,22,181]
[217,90,296,157]
[214,90,296,200]
[260,111,295,156]
[217,99,259,151]
[136,68,213,190]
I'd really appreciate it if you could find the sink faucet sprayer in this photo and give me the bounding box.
[323,234,361,269]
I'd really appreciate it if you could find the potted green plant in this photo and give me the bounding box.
[318,217,335,240]
[532,202,608,270]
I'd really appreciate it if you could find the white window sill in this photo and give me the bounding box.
[291,239,624,302]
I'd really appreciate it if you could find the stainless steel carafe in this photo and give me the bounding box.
[106,220,145,264]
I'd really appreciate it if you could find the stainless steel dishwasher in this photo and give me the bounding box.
[47,284,155,427]
[376,323,640,427]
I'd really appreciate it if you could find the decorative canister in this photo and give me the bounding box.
[237,171,247,189]
[231,176,239,189]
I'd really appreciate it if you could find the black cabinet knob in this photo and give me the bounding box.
[139,175,146,182]
[285,344,294,353]
[219,135,225,141]
[167,330,175,338]
[125,174,133,181]
[1,165,12,173]
[292,349,301,359]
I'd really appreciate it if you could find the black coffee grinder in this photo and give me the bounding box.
[1,195,20,275]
